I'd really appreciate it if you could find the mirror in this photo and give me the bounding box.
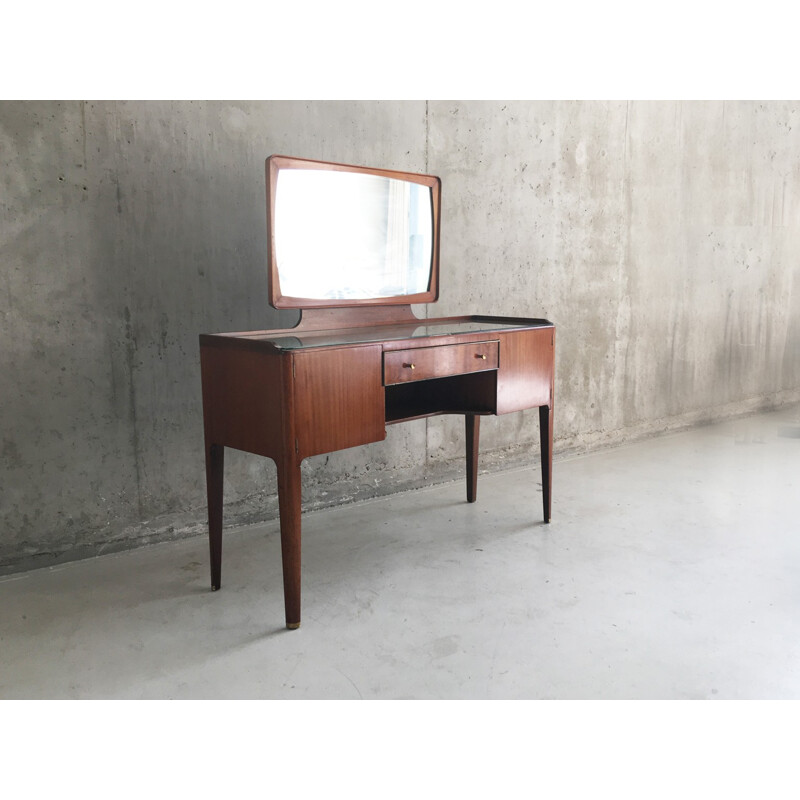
[267,156,440,309]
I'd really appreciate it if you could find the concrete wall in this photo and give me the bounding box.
[2,100,799,573]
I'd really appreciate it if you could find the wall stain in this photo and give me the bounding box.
[123,305,144,519]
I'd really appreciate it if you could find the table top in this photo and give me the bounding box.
[238,317,552,351]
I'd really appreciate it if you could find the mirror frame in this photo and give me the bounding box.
[266,155,441,309]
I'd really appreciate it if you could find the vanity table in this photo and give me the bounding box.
[200,155,554,629]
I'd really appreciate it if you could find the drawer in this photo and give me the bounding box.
[383,341,499,385]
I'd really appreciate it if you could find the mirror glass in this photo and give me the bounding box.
[274,168,434,301]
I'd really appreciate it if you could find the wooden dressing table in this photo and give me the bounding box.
[200,156,554,629]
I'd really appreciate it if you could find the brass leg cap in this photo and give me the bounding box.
[286,622,301,630]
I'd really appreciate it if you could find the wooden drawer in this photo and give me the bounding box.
[383,341,499,385]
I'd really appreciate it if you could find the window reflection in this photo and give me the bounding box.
[275,169,433,300]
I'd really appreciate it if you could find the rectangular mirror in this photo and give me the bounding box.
[266,155,441,309]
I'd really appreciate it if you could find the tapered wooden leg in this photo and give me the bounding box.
[277,457,302,630]
[205,443,224,590]
[539,404,553,523]
[465,413,480,503]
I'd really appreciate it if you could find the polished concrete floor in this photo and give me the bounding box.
[2,405,799,699]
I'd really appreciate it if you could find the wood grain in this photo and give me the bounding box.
[200,343,285,460]
[495,328,554,414]
[293,345,386,459]
[384,341,499,385]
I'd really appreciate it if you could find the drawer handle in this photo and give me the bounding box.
[403,363,416,370]
[476,353,487,360]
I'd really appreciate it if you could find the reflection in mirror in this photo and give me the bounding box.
[274,169,433,301]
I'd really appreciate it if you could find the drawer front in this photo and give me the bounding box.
[383,341,499,385]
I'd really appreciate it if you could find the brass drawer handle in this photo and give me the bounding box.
[403,363,416,370]
[476,353,487,360]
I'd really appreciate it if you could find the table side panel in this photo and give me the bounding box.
[293,345,386,459]
[200,344,285,459]
[496,328,555,414]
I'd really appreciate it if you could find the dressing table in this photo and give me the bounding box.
[200,155,555,629]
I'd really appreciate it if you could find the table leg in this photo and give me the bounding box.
[539,404,552,523]
[206,443,224,590]
[277,457,303,629]
[465,414,480,503]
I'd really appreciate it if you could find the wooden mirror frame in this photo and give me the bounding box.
[266,155,441,310]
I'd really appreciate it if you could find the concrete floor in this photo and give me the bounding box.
[2,405,799,699]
